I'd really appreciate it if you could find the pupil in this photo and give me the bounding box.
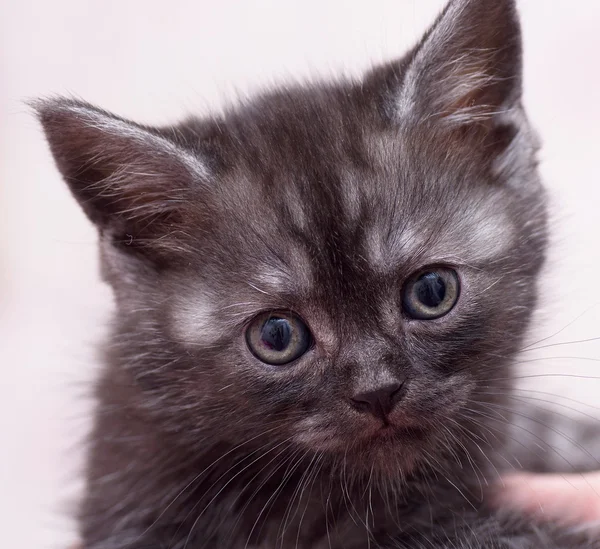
[260,318,292,352]
[415,273,446,308]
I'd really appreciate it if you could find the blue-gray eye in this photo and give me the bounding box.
[402,268,460,320]
[246,312,311,365]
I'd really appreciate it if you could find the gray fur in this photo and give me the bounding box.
[35,0,599,547]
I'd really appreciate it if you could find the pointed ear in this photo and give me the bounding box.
[35,98,210,256]
[397,0,522,127]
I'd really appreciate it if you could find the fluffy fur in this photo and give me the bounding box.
[37,0,599,547]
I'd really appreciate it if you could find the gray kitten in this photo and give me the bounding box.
[36,0,600,547]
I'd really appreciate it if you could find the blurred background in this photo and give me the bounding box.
[1,1,599,547]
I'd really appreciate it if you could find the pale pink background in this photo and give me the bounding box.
[1,1,599,548]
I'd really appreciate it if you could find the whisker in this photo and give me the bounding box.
[473,401,600,471]
[523,335,600,353]
[133,423,289,544]
[474,390,600,424]
[520,301,600,351]
[244,447,309,548]
[183,437,295,549]
[487,373,600,382]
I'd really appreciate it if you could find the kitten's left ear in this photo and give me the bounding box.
[396,0,522,127]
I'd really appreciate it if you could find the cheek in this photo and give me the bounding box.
[400,372,476,415]
[165,287,224,348]
[452,206,516,263]
[403,287,524,376]
[292,414,346,450]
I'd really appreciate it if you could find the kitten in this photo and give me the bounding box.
[37,0,599,547]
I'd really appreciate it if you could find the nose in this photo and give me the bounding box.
[349,382,405,421]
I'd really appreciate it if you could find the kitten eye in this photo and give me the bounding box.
[246,311,311,365]
[402,267,460,320]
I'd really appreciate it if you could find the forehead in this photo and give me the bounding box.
[212,97,516,295]
[171,97,520,348]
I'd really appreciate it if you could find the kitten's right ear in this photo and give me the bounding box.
[34,98,210,255]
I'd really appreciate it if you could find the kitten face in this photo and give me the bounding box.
[155,108,544,475]
[37,0,547,478]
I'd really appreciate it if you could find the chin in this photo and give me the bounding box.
[344,426,432,477]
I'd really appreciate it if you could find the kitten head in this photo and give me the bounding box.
[37,0,546,477]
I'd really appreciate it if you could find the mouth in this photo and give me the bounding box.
[337,424,431,477]
[293,415,430,458]
[355,410,429,439]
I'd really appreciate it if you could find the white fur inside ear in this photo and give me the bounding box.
[394,0,519,126]
[59,103,209,181]
[396,2,470,118]
[399,51,502,124]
